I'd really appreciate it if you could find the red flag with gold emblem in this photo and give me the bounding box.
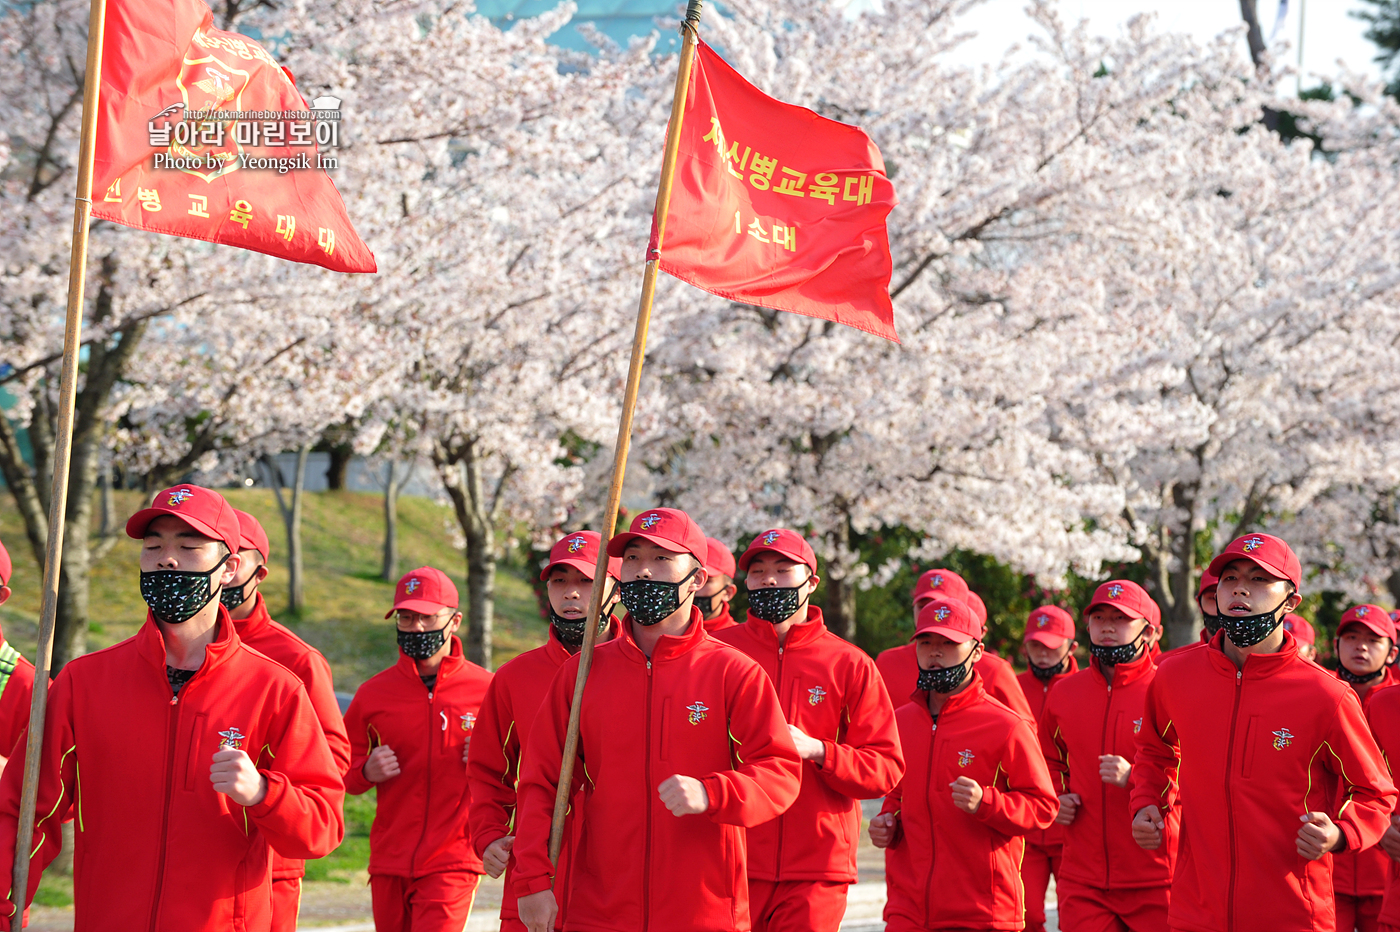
[90,0,375,273]
[650,41,897,342]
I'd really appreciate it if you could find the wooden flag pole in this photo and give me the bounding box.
[12,0,108,915]
[546,0,704,866]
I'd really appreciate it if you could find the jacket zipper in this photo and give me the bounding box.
[148,692,180,932]
[774,645,786,881]
[923,714,938,926]
[1225,668,1243,932]
[644,660,654,932]
[410,686,435,875]
[1101,681,1112,889]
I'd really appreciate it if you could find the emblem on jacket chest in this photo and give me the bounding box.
[1272,727,1294,750]
[808,686,827,706]
[686,702,709,725]
[461,712,476,732]
[957,749,975,768]
[218,727,246,750]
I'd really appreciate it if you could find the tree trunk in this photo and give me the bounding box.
[325,444,352,491]
[381,460,401,582]
[260,445,311,616]
[822,522,858,642]
[460,453,496,670]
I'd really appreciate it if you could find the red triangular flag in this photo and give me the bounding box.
[651,41,898,342]
[90,0,376,273]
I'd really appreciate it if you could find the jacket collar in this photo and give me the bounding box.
[618,607,707,664]
[1204,628,1301,679]
[909,669,989,715]
[395,635,467,683]
[740,605,827,649]
[231,592,273,641]
[1089,645,1155,687]
[137,605,243,682]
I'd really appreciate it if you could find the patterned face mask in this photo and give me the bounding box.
[218,568,259,612]
[620,568,699,627]
[550,583,615,648]
[1030,656,1069,681]
[694,594,716,616]
[1220,597,1290,649]
[746,576,810,624]
[1088,629,1145,666]
[140,555,229,625]
[917,646,978,694]
[397,624,450,660]
[1201,611,1223,637]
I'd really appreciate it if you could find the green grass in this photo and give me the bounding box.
[304,791,377,882]
[0,488,550,690]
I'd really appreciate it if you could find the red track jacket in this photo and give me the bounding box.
[344,637,492,877]
[1363,685,1400,927]
[512,609,803,932]
[0,626,35,763]
[703,612,738,634]
[1039,651,1176,890]
[1332,666,1399,900]
[1131,631,1397,932]
[876,643,1033,721]
[468,623,616,926]
[0,612,344,931]
[715,608,904,883]
[880,675,1058,931]
[1015,656,1078,852]
[234,593,350,881]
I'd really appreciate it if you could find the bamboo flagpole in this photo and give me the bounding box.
[11,0,109,916]
[546,0,704,866]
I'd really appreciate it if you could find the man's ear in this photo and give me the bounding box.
[723,582,738,601]
[1284,590,1303,613]
[1388,643,1399,666]
[220,552,243,588]
[805,574,821,596]
[687,566,708,595]
[449,611,465,633]
[970,642,984,664]
[254,563,270,584]
[0,586,9,607]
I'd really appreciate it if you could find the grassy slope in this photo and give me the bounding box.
[0,488,549,908]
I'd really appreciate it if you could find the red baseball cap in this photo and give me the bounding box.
[1084,580,1161,630]
[1025,605,1075,648]
[1281,613,1315,646]
[233,509,271,562]
[966,591,988,631]
[386,566,459,618]
[606,508,708,565]
[912,598,981,644]
[1207,534,1302,590]
[540,531,621,583]
[738,528,817,575]
[1197,570,1219,599]
[1338,604,1396,642]
[912,569,970,608]
[125,484,242,552]
[704,538,737,580]
[0,536,10,587]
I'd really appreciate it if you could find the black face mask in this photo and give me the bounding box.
[398,624,450,660]
[1030,656,1070,681]
[620,568,699,627]
[917,646,978,694]
[1338,663,1387,685]
[694,594,718,616]
[1202,612,1223,637]
[219,568,260,612]
[551,583,616,648]
[746,576,810,624]
[1220,597,1290,648]
[141,555,229,625]
[1088,629,1145,667]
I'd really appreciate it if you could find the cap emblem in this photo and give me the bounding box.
[566,536,587,553]
[1283,620,1294,631]
[808,686,827,706]
[405,578,422,595]
[933,606,951,622]
[762,530,782,545]
[1272,727,1294,750]
[686,701,709,725]
[957,749,975,767]
[1107,584,1123,599]
[932,573,944,587]
[1035,614,1048,628]
[1356,606,1370,618]
[1242,537,1264,553]
[641,513,662,530]
[167,488,194,506]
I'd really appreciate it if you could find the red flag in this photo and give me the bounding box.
[90,0,376,274]
[651,41,898,342]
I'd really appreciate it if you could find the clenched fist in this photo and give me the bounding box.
[949,776,983,814]
[1132,805,1165,850]
[657,774,709,816]
[211,749,268,807]
[482,835,514,878]
[363,745,401,783]
[869,812,897,848]
[1056,793,1081,826]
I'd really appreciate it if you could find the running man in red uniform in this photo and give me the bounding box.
[0,537,37,764]
[344,567,494,932]
[222,509,350,932]
[1015,605,1078,932]
[1331,605,1400,932]
[1131,534,1397,932]
[871,597,1057,931]
[512,508,802,932]
[1041,581,1175,932]
[696,537,739,633]
[468,530,621,931]
[716,528,903,932]
[0,484,344,931]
